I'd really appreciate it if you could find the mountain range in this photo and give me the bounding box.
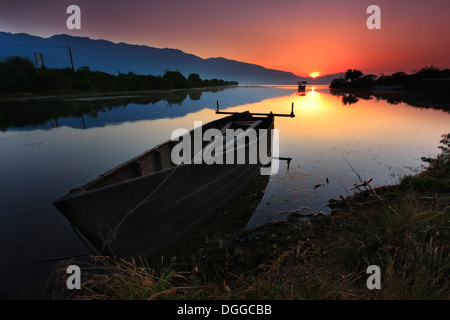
[0,31,340,85]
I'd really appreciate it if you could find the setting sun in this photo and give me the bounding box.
[310,72,320,78]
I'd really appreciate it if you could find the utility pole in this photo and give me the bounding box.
[68,46,74,71]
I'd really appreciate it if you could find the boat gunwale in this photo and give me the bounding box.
[53,112,274,203]
[62,114,236,195]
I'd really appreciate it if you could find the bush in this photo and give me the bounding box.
[0,56,238,96]
[401,176,449,194]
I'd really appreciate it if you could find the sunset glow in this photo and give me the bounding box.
[0,0,449,77]
[310,72,320,78]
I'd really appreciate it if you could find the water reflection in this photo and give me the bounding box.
[211,86,450,228]
[342,93,359,105]
[0,86,294,132]
[160,175,270,265]
[1,84,450,298]
[330,88,450,112]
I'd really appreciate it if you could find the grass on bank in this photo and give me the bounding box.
[53,134,450,300]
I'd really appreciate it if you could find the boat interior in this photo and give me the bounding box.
[80,113,270,192]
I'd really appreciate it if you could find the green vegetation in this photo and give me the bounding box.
[53,134,450,300]
[330,66,450,90]
[0,56,238,96]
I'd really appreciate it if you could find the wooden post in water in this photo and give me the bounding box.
[215,101,295,118]
[81,113,86,129]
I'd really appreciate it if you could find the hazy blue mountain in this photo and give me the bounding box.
[0,31,334,85]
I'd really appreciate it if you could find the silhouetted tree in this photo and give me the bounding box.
[345,69,363,82]
[187,73,203,87]
[0,56,238,95]
[163,70,189,88]
[413,65,450,79]
[329,76,348,88]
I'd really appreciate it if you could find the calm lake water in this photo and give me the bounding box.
[1,85,449,298]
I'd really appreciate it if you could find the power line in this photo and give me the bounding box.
[0,41,68,49]
[0,41,75,70]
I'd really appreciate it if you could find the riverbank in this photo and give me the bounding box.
[0,56,238,99]
[52,134,449,300]
[0,85,238,102]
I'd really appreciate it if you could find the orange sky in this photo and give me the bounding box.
[1,0,449,77]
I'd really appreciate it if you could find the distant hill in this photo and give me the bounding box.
[0,31,335,85]
[308,73,345,85]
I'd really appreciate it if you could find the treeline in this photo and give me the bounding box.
[330,66,450,89]
[0,56,238,96]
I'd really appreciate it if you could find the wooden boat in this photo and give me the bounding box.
[53,112,275,259]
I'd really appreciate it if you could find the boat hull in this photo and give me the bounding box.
[54,113,274,259]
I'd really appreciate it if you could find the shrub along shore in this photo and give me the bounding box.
[0,56,238,97]
[53,134,450,300]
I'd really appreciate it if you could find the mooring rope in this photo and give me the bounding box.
[97,163,183,255]
[71,223,97,255]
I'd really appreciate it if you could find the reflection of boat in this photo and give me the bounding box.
[297,81,307,92]
[161,174,270,259]
[53,112,275,259]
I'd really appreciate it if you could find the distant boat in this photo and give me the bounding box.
[297,81,307,92]
[53,112,275,259]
